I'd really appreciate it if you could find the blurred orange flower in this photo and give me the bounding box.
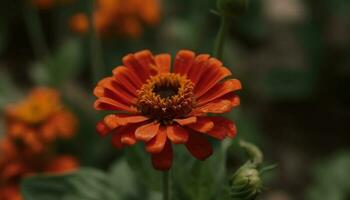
[0,139,79,199]
[44,155,79,173]
[0,185,22,200]
[70,0,161,37]
[5,88,77,155]
[94,50,241,170]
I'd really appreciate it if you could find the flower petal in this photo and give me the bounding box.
[112,66,143,89]
[197,79,241,106]
[135,122,160,141]
[103,114,149,129]
[134,50,157,72]
[122,53,152,82]
[186,54,210,84]
[174,116,197,126]
[193,58,232,98]
[194,93,240,114]
[167,125,189,144]
[112,66,142,94]
[207,117,237,139]
[94,85,135,107]
[111,131,124,149]
[94,97,137,112]
[146,126,167,153]
[185,130,213,160]
[151,140,173,171]
[173,50,195,75]
[96,121,110,137]
[186,117,214,133]
[155,54,171,73]
[120,126,138,146]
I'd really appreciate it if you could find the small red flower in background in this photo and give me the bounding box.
[94,50,241,171]
[5,88,77,155]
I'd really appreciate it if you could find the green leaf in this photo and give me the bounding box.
[21,159,160,200]
[21,168,121,200]
[172,140,233,200]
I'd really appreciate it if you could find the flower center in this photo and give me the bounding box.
[137,73,195,124]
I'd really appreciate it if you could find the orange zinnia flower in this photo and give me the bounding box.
[69,0,161,37]
[5,88,77,155]
[94,50,241,170]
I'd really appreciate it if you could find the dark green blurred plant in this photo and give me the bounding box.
[306,151,350,200]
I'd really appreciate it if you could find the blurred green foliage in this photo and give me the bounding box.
[306,151,350,200]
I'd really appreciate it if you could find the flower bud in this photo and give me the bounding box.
[230,163,263,200]
[217,0,249,17]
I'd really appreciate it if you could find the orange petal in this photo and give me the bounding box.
[135,122,160,141]
[195,93,240,114]
[151,140,173,171]
[174,116,197,126]
[103,114,149,129]
[112,67,141,94]
[186,117,214,133]
[120,125,138,146]
[186,54,210,84]
[134,50,157,74]
[197,79,242,106]
[112,66,143,88]
[155,54,171,73]
[167,125,189,144]
[96,121,110,137]
[94,86,136,106]
[94,97,137,112]
[146,126,167,153]
[193,58,232,98]
[96,76,137,99]
[185,130,213,160]
[208,117,237,139]
[122,53,151,82]
[173,50,195,75]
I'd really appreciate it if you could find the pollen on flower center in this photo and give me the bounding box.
[137,73,195,123]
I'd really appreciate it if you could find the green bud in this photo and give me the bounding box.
[230,163,263,200]
[217,0,249,17]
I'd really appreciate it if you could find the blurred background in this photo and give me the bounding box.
[0,0,350,200]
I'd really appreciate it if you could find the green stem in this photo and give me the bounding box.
[22,1,50,58]
[214,15,229,60]
[88,0,104,85]
[239,140,263,166]
[163,171,170,200]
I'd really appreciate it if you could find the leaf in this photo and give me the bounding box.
[21,159,160,200]
[21,168,121,200]
[172,140,233,200]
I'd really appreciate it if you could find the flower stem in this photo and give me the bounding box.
[22,0,50,58]
[163,171,170,200]
[214,15,229,60]
[88,0,104,85]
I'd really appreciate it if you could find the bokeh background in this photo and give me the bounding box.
[0,0,350,199]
